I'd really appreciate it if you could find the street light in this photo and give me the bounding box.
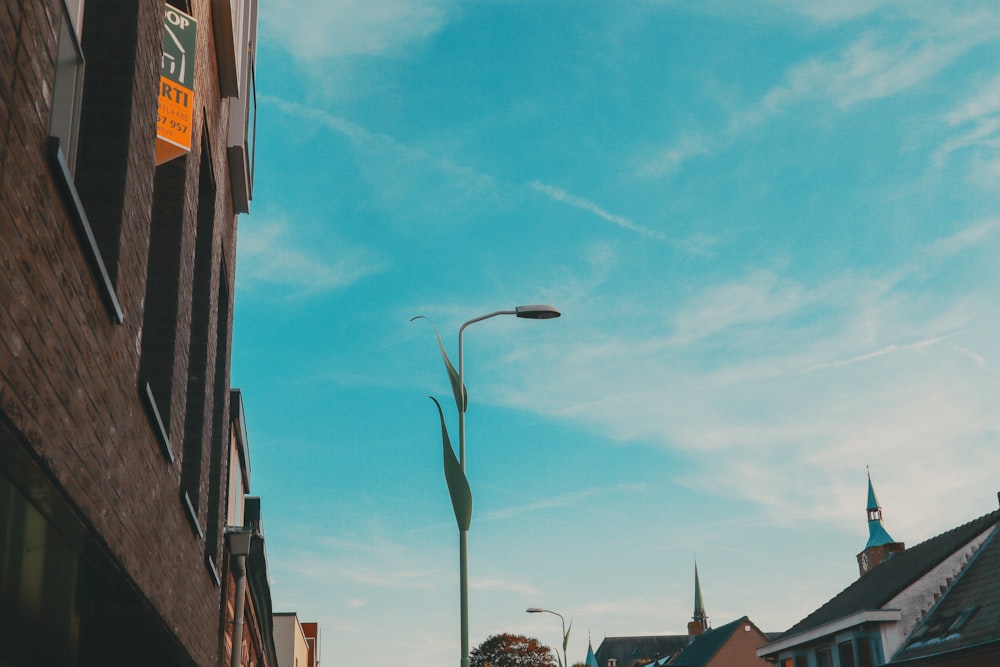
[526,607,576,667]
[415,304,561,667]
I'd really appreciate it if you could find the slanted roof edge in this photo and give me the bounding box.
[757,609,902,657]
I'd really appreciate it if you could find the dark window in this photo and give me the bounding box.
[48,0,141,321]
[204,260,232,576]
[140,157,188,461]
[181,139,218,536]
[816,647,834,667]
[858,637,878,667]
[838,640,856,667]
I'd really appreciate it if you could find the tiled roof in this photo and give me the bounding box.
[667,617,746,667]
[891,521,1000,663]
[594,635,689,666]
[777,509,1000,640]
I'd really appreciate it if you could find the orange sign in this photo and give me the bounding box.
[156,7,197,165]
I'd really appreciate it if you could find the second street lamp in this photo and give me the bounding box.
[526,607,575,667]
[415,304,561,667]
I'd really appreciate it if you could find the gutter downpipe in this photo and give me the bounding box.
[230,551,248,667]
[226,527,256,667]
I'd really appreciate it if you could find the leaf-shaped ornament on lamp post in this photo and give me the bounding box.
[430,397,471,531]
[412,316,467,414]
[411,316,471,530]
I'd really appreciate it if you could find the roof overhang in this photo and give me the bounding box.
[757,609,902,657]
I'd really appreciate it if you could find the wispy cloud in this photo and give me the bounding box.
[267,96,504,224]
[804,336,947,372]
[636,133,714,179]
[263,0,454,60]
[936,75,1000,169]
[236,218,386,297]
[531,181,667,240]
[493,228,1000,536]
[640,3,1000,178]
[927,218,1000,257]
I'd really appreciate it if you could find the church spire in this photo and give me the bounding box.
[857,470,905,576]
[688,561,708,641]
[693,562,706,623]
[865,471,895,549]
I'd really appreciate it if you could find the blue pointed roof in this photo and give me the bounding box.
[586,639,599,667]
[867,475,881,511]
[866,474,896,548]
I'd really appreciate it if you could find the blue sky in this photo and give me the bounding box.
[231,1,1000,665]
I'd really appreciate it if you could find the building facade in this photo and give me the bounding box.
[1,0,256,664]
[758,484,1000,667]
[273,613,308,667]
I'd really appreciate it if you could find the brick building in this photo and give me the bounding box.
[1,0,258,665]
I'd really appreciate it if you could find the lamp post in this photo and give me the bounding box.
[419,304,560,667]
[526,607,575,667]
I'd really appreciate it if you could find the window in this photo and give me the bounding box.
[140,157,189,462]
[226,0,258,212]
[857,638,875,667]
[838,640,856,667]
[48,0,147,323]
[816,647,833,667]
[180,139,218,537]
[204,264,233,576]
[50,0,86,173]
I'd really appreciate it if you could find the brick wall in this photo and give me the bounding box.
[0,0,242,664]
[709,619,772,667]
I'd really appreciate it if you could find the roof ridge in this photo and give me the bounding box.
[903,508,1000,551]
[778,508,1000,640]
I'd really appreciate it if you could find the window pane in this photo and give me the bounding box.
[50,6,86,173]
[838,641,856,667]
[816,648,834,667]
[858,638,875,667]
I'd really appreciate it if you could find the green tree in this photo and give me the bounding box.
[470,633,558,667]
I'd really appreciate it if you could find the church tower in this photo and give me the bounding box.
[687,562,709,641]
[856,472,905,576]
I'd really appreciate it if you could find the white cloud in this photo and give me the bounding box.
[927,218,1000,257]
[669,270,809,345]
[268,97,504,226]
[237,218,386,297]
[490,227,1000,537]
[642,3,1000,178]
[636,133,713,179]
[936,75,1000,169]
[262,0,454,60]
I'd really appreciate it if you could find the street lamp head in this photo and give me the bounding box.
[515,305,561,320]
[526,608,545,613]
